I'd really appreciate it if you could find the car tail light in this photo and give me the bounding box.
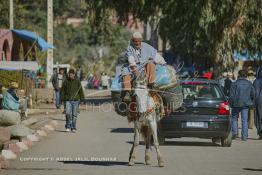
[218,101,230,115]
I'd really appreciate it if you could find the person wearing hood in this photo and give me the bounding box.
[253,66,262,139]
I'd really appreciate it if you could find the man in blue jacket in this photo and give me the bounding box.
[229,70,255,141]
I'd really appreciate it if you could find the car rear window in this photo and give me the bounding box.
[181,83,222,100]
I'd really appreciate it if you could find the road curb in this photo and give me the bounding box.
[0,120,59,169]
[0,155,10,169]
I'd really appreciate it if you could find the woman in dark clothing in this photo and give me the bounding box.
[254,66,262,139]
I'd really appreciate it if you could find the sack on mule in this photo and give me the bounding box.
[155,65,177,87]
[2,91,20,112]
[111,75,122,91]
[0,110,21,126]
[7,124,34,137]
[160,85,183,111]
[111,64,178,91]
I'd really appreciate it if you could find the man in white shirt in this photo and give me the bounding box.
[101,72,110,89]
[51,69,66,109]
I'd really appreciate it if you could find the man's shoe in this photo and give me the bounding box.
[65,128,70,132]
[71,129,76,133]
[123,92,132,102]
[241,137,247,141]
[232,134,237,140]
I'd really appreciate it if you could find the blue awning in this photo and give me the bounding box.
[234,50,262,61]
[11,29,55,52]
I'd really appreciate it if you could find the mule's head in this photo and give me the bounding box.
[132,72,150,114]
[132,71,148,89]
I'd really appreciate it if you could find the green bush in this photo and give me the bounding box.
[0,70,24,88]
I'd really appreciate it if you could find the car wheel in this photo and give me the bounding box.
[221,131,232,147]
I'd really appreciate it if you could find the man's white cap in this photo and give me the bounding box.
[132,31,142,39]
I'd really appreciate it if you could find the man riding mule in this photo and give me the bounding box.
[112,31,184,167]
[119,32,166,167]
[121,31,166,101]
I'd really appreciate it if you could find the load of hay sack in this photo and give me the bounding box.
[111,64,183,116]
[155,65,183,112]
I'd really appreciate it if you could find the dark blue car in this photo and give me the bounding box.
[158,78,232,147]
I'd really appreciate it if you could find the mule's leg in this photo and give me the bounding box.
[149,115,164,167]
[128,122,140,166]
[145,126,151,165]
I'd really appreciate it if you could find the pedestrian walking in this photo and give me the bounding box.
[51,68,66,109]
[224,72,234,97]
[61,69,85,132]
[76,65,84,81]
[247,70,256,129]
[93,74,100,89]
[229,70,255,141]
[219,72,227,88]
[87,73,94,89]
[247,70,256,83]
[254,66,262,139]
[101,72,110,89]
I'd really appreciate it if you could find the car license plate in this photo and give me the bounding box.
[186,122,206,128]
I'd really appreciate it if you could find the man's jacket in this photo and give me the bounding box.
[2,91,20,112]
[61,78,84,101]
[51,73,66,90]
[229,78,255,108]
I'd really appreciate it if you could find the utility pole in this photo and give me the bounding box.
[9,0,14,29]
[47,0,53,88]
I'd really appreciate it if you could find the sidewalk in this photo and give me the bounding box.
[28,104,63,116]
[0,90,112,169]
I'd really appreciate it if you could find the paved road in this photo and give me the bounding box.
[2,104,262,175]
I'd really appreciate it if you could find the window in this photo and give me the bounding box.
[182,83,222,99]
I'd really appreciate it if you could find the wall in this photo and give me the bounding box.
[0,29,13,61]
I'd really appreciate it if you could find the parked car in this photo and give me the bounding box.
[158,78,232,147]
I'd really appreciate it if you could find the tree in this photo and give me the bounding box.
[105,0,261,72]
[0,1,131,74]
